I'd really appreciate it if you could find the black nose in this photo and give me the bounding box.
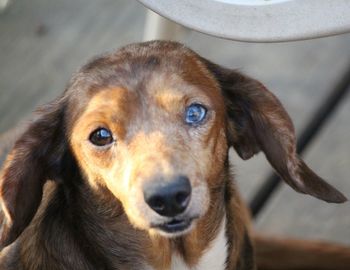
[143,176,191,217]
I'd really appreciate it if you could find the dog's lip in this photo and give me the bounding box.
[152,216,198,234]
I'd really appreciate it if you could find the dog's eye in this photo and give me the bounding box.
[89,128,114,146]
[185,104,207,125]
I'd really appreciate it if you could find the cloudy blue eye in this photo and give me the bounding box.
[89,128,114,146]
[185,104,207,125]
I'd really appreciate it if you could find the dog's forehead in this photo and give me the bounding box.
[71,43,217,102]
[84,41,217,89]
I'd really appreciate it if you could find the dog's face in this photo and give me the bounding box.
[0,41,346,247]
[69,57,228,236]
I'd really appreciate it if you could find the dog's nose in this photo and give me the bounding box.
[143,176,191,217]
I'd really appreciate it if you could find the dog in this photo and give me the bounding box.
[0,41,349,270]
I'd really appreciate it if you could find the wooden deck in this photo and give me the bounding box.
[1,0,350,245]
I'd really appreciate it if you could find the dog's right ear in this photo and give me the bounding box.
[202,58,346,204]
[0,99,66,249]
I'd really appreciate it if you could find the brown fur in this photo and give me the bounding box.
[0,41,348,270]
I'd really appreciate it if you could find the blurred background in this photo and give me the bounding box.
[0,0,349,244]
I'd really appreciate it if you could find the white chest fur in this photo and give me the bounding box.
[170,217,228,270]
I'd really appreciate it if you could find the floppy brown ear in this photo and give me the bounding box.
[0,99,66,249]
[204,60,347,203]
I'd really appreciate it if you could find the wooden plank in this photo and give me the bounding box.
[0,0,145,134]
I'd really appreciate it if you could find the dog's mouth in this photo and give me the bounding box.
[151,216,198,235]
[159,218,192,233]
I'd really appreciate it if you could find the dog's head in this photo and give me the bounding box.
[0,41,346,248]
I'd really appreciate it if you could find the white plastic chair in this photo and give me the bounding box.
[139,0,350,42]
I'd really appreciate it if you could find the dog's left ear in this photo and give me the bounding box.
[203,59,346,203]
